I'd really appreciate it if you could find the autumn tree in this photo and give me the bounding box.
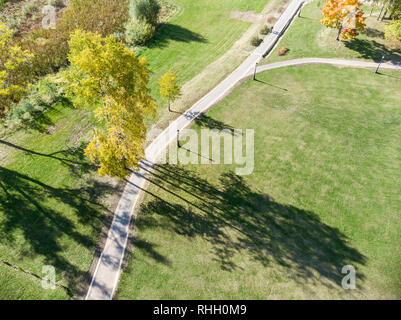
[64,30,157,178]
[0,22,33,115]
[320,0,366,40]
[158,70,181,112]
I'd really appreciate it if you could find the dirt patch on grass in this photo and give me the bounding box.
[230,10,265,23]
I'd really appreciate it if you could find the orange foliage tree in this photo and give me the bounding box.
[320,0,366,40]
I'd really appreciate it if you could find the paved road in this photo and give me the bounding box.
[85,0,305,300]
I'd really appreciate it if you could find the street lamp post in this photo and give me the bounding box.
[253,62,259,81]
[375,55,385,74]
[177,129,181,148]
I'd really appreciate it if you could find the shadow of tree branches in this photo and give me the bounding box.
[145,23,207,49]
[0,141,115,296]
[130,162,366,288]
[344,38,401,64]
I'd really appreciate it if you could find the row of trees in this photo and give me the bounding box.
[1,0,181,179]
[375,0,401,21]
[0,0,130,116]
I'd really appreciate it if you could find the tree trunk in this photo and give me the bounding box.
[336,26,342,41]
[168,100,171,112]
[382,9,388,20]
[378,3,385,20]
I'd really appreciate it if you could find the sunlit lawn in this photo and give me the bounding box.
[118,65,401,299]
[0,0,270,299]
[263,0,401,64]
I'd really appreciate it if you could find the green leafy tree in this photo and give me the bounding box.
[64,30,157,178]
[133,0,161,26]
[158,70,181,112]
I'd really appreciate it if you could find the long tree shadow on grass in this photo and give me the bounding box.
[0,140,96,178]
[344,38,401,64]
[130,162,366,288]
[0,147,115,296]
[145,23,207,49]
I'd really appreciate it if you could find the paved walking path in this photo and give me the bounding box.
[85,0,306,300]
[85,0,401,300]
[251,57,401,75]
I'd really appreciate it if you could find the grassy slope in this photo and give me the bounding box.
[0,103,121,299]
[141,0,268,127]
[263,1,401,64]
[118,65,401,299]
[0,0,269,299]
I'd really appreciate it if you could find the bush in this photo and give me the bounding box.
[133,0,161,26]
[19,0,130,77]
[5,78,64,130]
[260,25,271,35]
[21,0,37,17]
[385,20,401,42]
[277,46,289,56]
[125,19,156,46]
[251,36,263,47]
[49,0,65,8]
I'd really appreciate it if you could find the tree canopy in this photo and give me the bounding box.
[158,70,181,112]
[64,30,157,178]
[320,0,366,40]
[0,22,33,115]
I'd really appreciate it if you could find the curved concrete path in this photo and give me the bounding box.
[251,57,401,75]
[85,0,306,300]
[85,0,401,300]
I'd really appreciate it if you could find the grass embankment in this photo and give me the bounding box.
[118,65,401,299]
[263,0,401,64]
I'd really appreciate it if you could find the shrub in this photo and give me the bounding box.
[385,20,401,42]
[49,0,65,8]
[251,36,263,47]
[21,0,37,17]
[260,25,270,35]
[277,46,289,56]
[278,7,285,14]
[133,0,161,26]
[5,78,64,130]
[125,19,156,46]
[19,0,130,77]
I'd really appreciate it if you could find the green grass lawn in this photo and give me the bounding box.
[263,0,401,64]
[141,0,271,129]
[0,102,123,299]
[0,0,271,299]
[117,65,401,299]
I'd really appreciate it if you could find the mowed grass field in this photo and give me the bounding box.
[263,1,401,64]
[117,65,401,299]
[142,0,269,128]
[0,0,270,299]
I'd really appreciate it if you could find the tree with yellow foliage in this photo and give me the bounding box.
[320,0,366,41]
[0,22,33,115]
[64,30,157,178]
[158,70,181,112]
